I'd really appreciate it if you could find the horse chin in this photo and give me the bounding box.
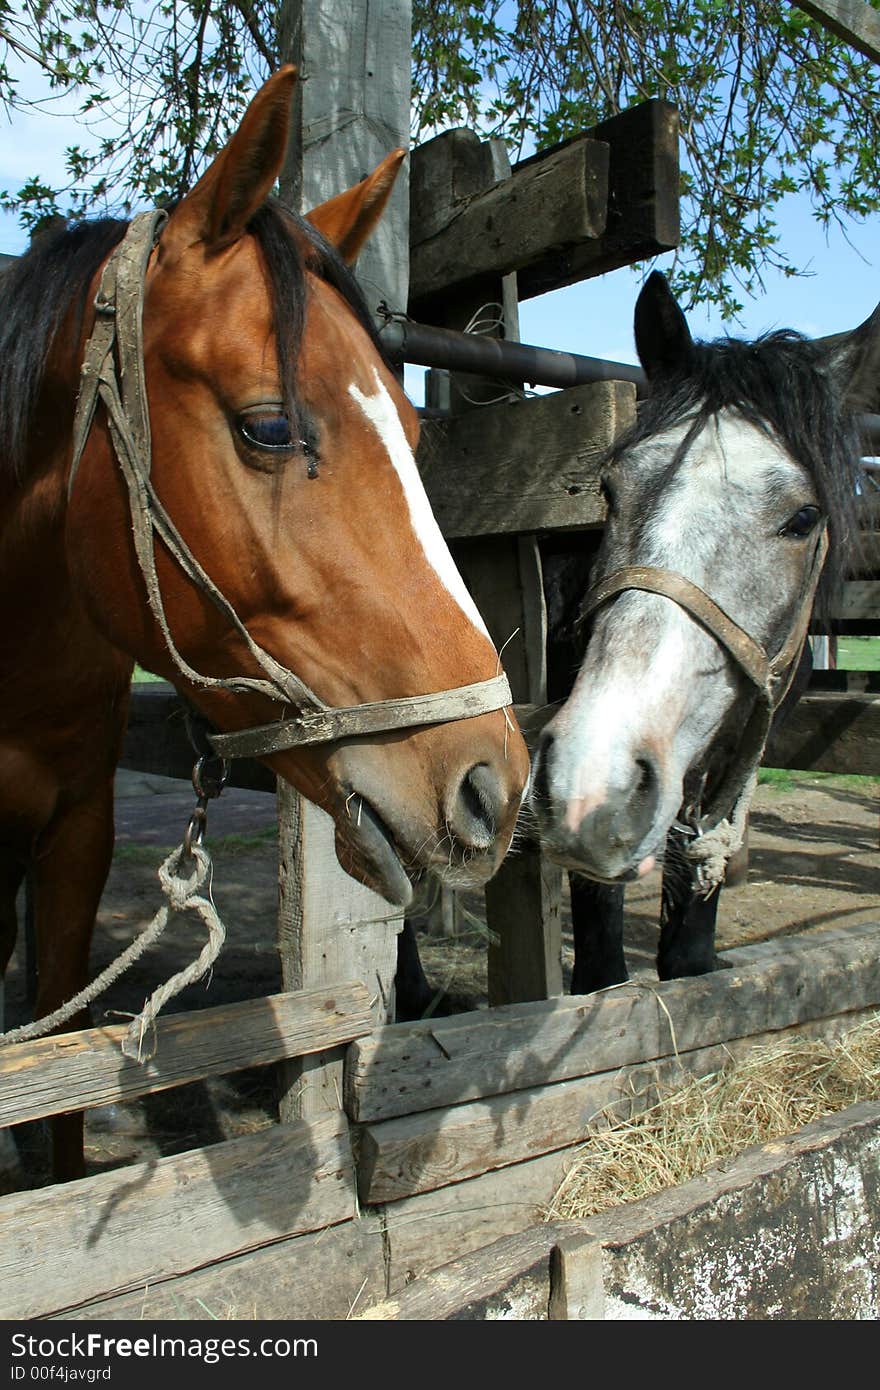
[542,832,662,885]
[334,796,416,908]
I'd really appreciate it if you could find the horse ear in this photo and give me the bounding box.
[305,149,406,264]
[160,66,297,259]
[820,301,880,410]
[634,271,695,380]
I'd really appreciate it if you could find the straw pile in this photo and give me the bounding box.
[549,1012,880,1221]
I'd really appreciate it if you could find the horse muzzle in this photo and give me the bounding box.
[531,728,666,883]
[335,755,524,906]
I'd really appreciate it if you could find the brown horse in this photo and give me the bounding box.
[0,68,529,1178]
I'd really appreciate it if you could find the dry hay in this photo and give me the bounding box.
[549,1012,880,1222]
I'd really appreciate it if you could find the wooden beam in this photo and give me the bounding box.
[355,1007,875,1203]
[549,1235,606,1320]
[0,1113,356,1319]
[409,136,609,309]
[485,840,564,1005]
[417,379,636,539]
[409,100,679,309]
[355,1223,563,1320]
[119,684,274,792]
[279,0,411,319]
[344,921,880,1123]
[276,790,402,1120]
[515,99,681,299]
[796,0,880,65]
[362,1098,880,1318]
[839,579,880,620]
[763,690,880,774]
[0,982,373,1129]
[67,1216,388,1322]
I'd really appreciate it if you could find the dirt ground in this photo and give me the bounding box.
[2,767,878,1190]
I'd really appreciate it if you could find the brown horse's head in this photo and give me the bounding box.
[68,68,529,904]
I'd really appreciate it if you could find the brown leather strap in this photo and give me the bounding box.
[580,527,828,711]
[579,527,829,836]
[581,566,771,692]
[207,674,514,757]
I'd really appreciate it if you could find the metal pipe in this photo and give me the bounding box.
[386,317,880,451]
[381,317,649,394]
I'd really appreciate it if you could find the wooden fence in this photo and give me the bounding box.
[2,921,880,1318]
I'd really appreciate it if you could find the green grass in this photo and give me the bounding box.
[113,825,278,863]
[837,636,880,671]
[132,665,166,684]
[758,766,880,793]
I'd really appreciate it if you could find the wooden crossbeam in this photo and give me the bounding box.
[0,1113,356,1319]
[797,0,880,64]
[417,379,636,538]
[409,99,680,309]
[356,1008,875,1204]
[344,922,880,1123]
[764,689,880,774]
[0,982,374,1128]
[410,135,609,310]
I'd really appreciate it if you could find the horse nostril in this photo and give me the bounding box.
[610,752,660,848]
[634,755,657,802]
[450,762,503,850]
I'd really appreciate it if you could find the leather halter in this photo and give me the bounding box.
[579,527,828,833]
[69,212,512,759]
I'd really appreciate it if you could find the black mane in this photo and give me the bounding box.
[611,331,865,613]
[0,198,386,489]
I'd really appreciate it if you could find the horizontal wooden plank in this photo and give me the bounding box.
[356,1223,561,1320]
[380,1146,569,1291]
[63,1214,387,1322]
[345,922,880,1123]
[364,1097,880,1318]
[516,691,880,777]
[410,100,679,308]
[356,1007,877,1203]
[763,690,880,775]
[0,1112,356,1319]
[0,982,374,1128]
[410,136,609,307]
[839,579,880,619]
[809,670,880,692]
[417,379,636,539]
[513,99,680,298]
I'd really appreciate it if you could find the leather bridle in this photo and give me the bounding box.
[69,211,512,761]
[579,527,828,835]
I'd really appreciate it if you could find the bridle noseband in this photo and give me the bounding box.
[579,527,828,835]
[69,212,512,760]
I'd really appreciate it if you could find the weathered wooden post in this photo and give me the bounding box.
[408,127,564,1002]
[274,0,412,1119]
[410,102,678,1001]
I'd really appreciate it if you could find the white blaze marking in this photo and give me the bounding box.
[349,370,491,640]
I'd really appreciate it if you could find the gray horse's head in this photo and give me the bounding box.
[534,272,879,883]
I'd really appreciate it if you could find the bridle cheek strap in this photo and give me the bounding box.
[68,213,514,758]
[579,527,829,833]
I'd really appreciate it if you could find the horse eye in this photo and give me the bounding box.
[778,505,821,538]
[238,411,296,452]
